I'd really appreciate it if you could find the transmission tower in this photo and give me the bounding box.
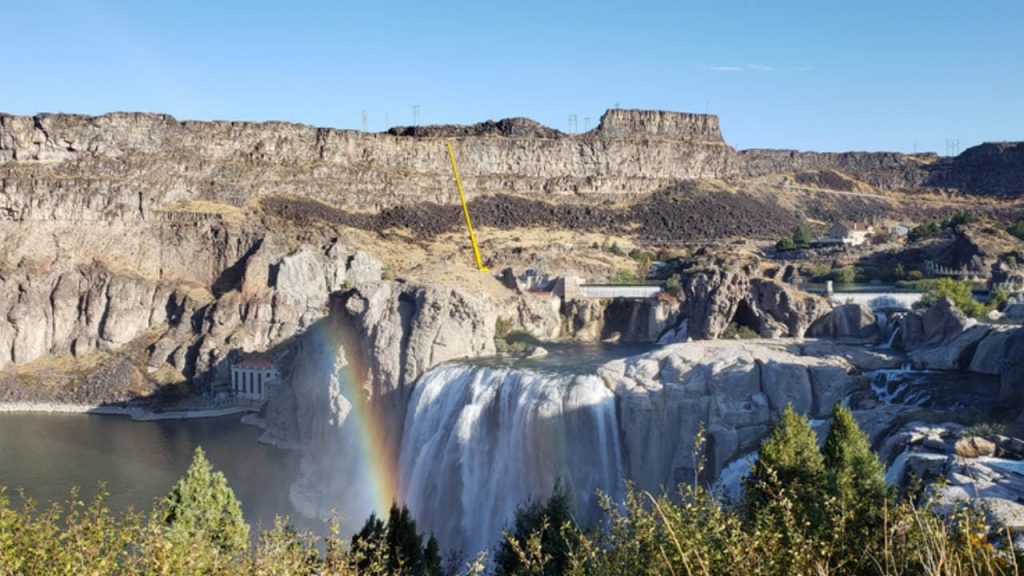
[361,110,368,132]
[568,114,578,133]
[584,116,591,131]
[412,105,421,126]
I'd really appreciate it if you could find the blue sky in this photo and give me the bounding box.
[3,0,1022,153]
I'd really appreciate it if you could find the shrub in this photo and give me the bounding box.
[989,287,1010,311]
[609,269,644,284]
[664,274,683,299]
[830,266,857,285]
[721,323,759,339]
[1008,220,1024,242]
[916,277,987,318]
[775,237,797,252]
[909,218,942,242]
[945,210,978,228]
[792,225,813,246]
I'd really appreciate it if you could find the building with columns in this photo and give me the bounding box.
[231,357,279,401]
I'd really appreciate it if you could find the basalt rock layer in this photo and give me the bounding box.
[3,109,1021,227]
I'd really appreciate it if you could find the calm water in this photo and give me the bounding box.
[0,413,312,533]
[470,342,657,374]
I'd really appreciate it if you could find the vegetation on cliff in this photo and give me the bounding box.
[0,412,1017,575]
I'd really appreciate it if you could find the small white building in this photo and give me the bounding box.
[827,221,874,246]
[231,357,280,401]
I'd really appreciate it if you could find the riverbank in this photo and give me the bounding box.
[0,402,257,421]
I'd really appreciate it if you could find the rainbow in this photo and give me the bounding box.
[325,324,399,519]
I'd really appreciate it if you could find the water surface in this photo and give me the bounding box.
[0,413,311,533]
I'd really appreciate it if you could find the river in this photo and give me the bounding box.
[0,413,313,534]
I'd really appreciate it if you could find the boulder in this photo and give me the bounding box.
[922,297,972,346]
[953,436,997,458]
[1001,328,1024,401]
[806,303,879,340]
[968,327,1015,375]
[911,324,991,371]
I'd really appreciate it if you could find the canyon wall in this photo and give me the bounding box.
[4,109,1017,228]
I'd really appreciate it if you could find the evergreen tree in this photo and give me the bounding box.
[424,534,443,576]
[495,480,577,576]
[351,512,387,573]
[792,225,813,246]
[742,405,825,526]
[353,504,437,575]
[385,502,425,574]
[822,404,889,573]
[160,446,249,553]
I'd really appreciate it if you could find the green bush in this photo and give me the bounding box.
[775,237,797,252]
[1009,220,1024,242]
[989,287,1010,311]
[721,323,759,339]
[792,225,813,246]
[830,266,857,285]
[915,277,988,318]
[609,269,644,284]
[664,274,683,299]
[909,212,980,242]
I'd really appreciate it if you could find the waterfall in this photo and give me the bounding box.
[881,325,901,349]
[398,363,624,554]
[869,364,915,404]
[657,319,689,345]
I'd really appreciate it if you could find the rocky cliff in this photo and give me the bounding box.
[3,109,1020,228]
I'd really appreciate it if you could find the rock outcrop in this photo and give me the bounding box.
[560,297,681,343]
[599,340,856,485]
[670,256,830,340]
[3,110,1021,229]
[806,303,879,341]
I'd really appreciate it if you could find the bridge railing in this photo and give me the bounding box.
[579,285,663,299]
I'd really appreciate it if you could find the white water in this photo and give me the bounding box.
[657,320,689,345]
[869,364,918,404]
[398,363,624,553]
[713,453,756,501]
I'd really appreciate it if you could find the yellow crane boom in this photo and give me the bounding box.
[446,143,488,272]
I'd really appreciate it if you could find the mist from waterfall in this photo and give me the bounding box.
[397,363,625,554]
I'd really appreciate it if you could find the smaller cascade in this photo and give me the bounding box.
[881,325,902,350]
[657,320,689,345]
[868,364,917,405]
